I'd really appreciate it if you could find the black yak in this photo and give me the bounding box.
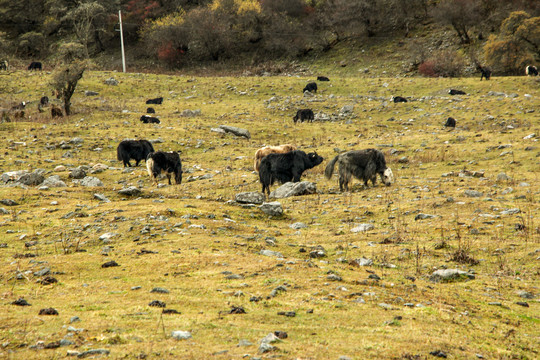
[253,144,297,172]
[392,96,408,103]
[140,115,160,124]
[259,150,324,196]
[317,76,330,81]
[146,97,163,105]
[147,107,156,114]
[293,109,314,124]
[146,151,183,185]
[116,139,155,167]
[526,65,538,76]
[0,60,7,71]
[28,61,42,71]
[449,89,466,95]
[325,149,394,192]
[478,65,491,80]
[444,117,456,128]
[303,82,317,93]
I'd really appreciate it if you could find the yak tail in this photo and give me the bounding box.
[146,157,154,179]
[116,144,123,161]
[324,155,340,179]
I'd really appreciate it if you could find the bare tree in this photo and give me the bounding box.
[432,0,482,44]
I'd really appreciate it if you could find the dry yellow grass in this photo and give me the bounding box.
[0,70,538,359]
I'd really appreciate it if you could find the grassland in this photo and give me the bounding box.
[0,69,539,359]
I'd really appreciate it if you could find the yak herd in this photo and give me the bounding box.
[117,77,397,196]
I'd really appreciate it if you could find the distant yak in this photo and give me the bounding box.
[117,139,155,167]
[526,65,538,76]
[293,109,314,124]
[146,151,183,185]
[325,149,394,192]
[449,89,466,95]
[444,117,456,128]
[392,96,408,103]
[28,61,42,71]
[140,115,160,124]
[317,76,330,81]
[146,97,163,105]
[303,82,317,93]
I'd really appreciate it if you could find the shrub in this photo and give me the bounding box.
[418,50,465,78]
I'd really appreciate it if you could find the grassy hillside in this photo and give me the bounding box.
[0,69,539,359]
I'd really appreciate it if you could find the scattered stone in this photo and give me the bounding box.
[378,303,393,310]
[351,223,374,232]
[70,316,80,323]
[34,267,50,277]
[497,173,511,181]
[69,167,86,179]
[464,190,483,197]
[218,125,251,139]
[350,258,373,267]
[180,109,201,117]
[277,311,296,317]
[274,331,288,339]
[430,350,448,358]
[162,308,181,314]
[78,176,103,187]
[290,222,307,230]
[85,90,99,96]
[42,175,66,187]
[171,330,192,340]
[327,274,342,281]
[310,246,326,258]
[235,192,264,204]
[259,342,275,354]
[238,339,253,346]
[101,260,119,268]
[0,199,18,206]
[270,285,287,297]
[104,78,118,86]
[77,349,110,358]
[12,298,31,306]
[516,302,529,307]
[150,287,169,294]
[430,269,474,282]
[259,202,283,216]
[93,193,110,202]
[149,300,166,308]
[501,208,520,215]
[415,213,437,220]
[17,171,45,186]
[517,290,534,299]
[39,307,59,315]
[270,181,317,198]
[118,186,141,196]
[260,249,283,258]
[38,276,58,285]
[229,306,246,314]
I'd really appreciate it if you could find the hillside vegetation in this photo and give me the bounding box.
[0,69,539,359]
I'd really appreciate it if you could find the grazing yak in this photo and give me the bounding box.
[117,139,155,167]
[146,97,163,105]
[140,115,160,124]
[449,89,466,95]
[526,65,538,76]
[147,107,156,114]
[0,60,7,70]
[478,65,491,80]
[258,150,324,196]
[146,151,183,185]
[444,117,456,128]
[303,82,317,93]
[253,144,297,172]
[325,149,394,192]
[293,109,314,124]
[317,76,330,81]
[392,96,408,103]
[28,61,42,70]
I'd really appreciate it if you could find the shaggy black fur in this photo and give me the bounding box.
[526,65,538,76]
[444,117,456,128]
[303,82,317,93]
[117,139,155,167]
[259,150,324,196]
[392,96,408,103]
[145,97,163,104]
[146,151,183,185]
[140,115,160,124]
[293,109,314,123]
[317,76,330,81]
[449,89,466,95]
[325,149,392,192]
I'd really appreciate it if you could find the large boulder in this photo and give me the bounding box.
[78,176,103,187]
[260,202,283,216]
[270,181,317,199]
[430,269,475,283]
[42,175,67,188]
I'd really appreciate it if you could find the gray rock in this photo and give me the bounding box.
[60,339,74,346]
[0,199,18,206]
[260,333,280,344]
[270,181,317,198]
[42,175,66,188]
[351,257,373,266]
[497,173,511,181]
[118,186,141,196]
[501,208,520,215]
[85,91,99,96]
[218,125,250,139]
[0,207,9,214]
[99,233,118,242]
[17,171,44,186]
[430,269,475,282]
[415,213,437,220]
[464,190,483,197]
[150,287,169,294]
[259,202,283,216]
[70,316,80,323]
[78,176,103,187]
[104,78,118,86]
[340,105,354,114]
[351,223,374,232]
[327,274,342,281]
[260,249,283,258]
[1,170,29,183]
[171,330,192,340]
[77,349,110,358]
[235,192,264,204]
[34,267,50,277]
[237,339,253,347]
[290,222,307,230]
[180,109,201,117]
[258,342,275,353]
[69,167,86,179]
[93,193,110,202]
[517,290,534,299]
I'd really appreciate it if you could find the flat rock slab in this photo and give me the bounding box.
[430,269,475,283]
[219,125,250,139]
[270,181,317,199]
[236,191,264,204]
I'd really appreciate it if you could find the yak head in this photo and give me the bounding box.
[307,152,324,168]
[382,167,394,186]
